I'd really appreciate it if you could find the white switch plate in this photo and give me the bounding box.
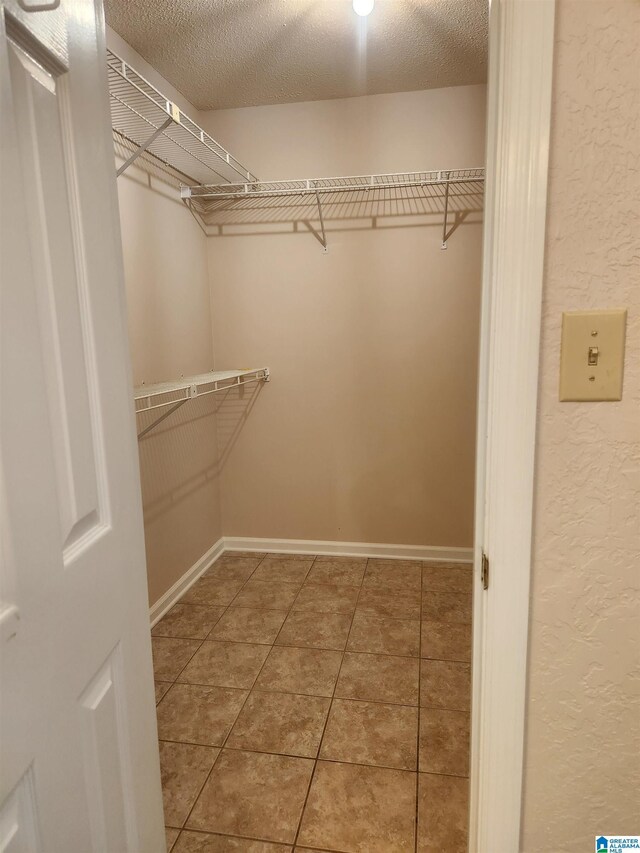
[559,309,627,401]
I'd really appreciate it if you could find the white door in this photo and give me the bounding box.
[0,0,164,850]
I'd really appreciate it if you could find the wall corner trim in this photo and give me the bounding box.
[469,0,557,850]
[149,537,225,626]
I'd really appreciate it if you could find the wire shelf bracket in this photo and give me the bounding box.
[107,49,259,185]
[134,367,270,439]
[182,168,484,249]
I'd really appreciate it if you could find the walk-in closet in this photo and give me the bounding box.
[105,2,488,849]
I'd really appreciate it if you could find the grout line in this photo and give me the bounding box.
[161,678,423,708]
[415,564,424,852]
[178,567,279,833]
[291,555,368,849]
[172,825,352,852]
[162,554,271,831]
[176,557,322,841]
[158,737,418,774]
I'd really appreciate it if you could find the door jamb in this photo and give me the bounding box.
[469,1,556,850]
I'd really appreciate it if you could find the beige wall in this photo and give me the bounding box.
[109,28,223,606]
[202,86,486,546]
[522,1,640,849]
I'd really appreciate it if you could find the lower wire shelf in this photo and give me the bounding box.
[134,367,270,439]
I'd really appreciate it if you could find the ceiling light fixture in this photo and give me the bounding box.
[353,0,374,17]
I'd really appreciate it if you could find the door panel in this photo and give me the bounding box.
[7,34,105,557]
[0,767,41,853]
[0,1,164,849]
[79,646,133,852]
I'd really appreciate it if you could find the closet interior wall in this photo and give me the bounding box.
[109,28,222,606]
[109,26,486,608]
[202,85,486,547]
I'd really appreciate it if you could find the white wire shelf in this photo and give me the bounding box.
[183,168,484,201]
[183,168,484,249]
[134,368,270,439]
[107,49,258,185]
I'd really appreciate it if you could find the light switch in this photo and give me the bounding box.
[559,309,627,401]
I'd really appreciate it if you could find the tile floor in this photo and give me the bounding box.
[152,552,472,853]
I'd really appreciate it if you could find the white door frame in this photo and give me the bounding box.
[469,0,556,850]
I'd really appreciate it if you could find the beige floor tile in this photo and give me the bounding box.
[417,773,468,852]
[306,557,367,586]
[364,560,422,592]
[159,741,219,828]
[152,604,226,640]
[182,577,246,607]
[422,592,472,623]
[298,760,416,852]
[275,611,352,650]
[156,681,172,705]
[336,652,419,705]
[420,660,471,711]
[232,580,301,611]
[187,749,313,844]
[207,555,263,578]
[152,638,201,682]
[175,831,290,852]
[157,683,248,746]
[421,621,472,662]
[348,613,420,657]
[251,556,313,585]
[166,827,179,852]
[205,565,260,584]
[421,564,473,595]
[292,583,359,615]
[209,608,287,644]
[419,709,470,776]
[356,587,421,620]
[320,698,418,770]
[227,690,330,757]
[255,646,342,697]
[178,641,270,689]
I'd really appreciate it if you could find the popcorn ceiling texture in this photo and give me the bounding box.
[521,1,640,850]
[103,0,487,110]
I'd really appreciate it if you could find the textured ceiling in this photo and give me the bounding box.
[104,0,488,111]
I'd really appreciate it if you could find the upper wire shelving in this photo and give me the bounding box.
[182,168,485,249]
[134,368,270,439]
[107,49,258,185]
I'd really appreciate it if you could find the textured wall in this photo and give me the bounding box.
[203,86,486,547]
[521,1,640,849]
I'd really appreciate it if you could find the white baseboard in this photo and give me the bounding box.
[149,537,225,626]
[222,536,473,563]
[149,536,472,624]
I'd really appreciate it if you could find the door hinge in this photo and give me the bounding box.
[481,551,489,590]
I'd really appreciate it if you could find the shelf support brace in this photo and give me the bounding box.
[137,398,187,440]
[441,171,451,250]
[117,116,173,177]
[314,189,328,251]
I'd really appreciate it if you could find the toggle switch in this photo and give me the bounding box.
[559,309,627,401]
